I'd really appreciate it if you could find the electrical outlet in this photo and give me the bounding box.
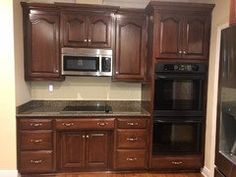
[48,84,54,92]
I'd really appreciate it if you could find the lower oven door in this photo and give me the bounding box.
[152,118,202,155]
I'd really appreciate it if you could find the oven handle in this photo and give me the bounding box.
[155,74,206,80]
[154,119,202,123]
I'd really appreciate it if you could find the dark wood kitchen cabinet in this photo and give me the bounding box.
[61,12,113,48]
[21,3,62,81]
[57,131,109,171]
[147,2,214,60]
[114,9,147,81]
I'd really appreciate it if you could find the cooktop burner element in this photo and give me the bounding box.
[61,105,112,114]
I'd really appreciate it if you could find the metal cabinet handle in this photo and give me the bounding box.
[30,123,42,127]
[126,157,137,161]
[86,135,89,139]
[126,137,138,141]
[127,122,139,126]
[55,69,59,73]
[88,39,91,42]
[30,160,42,164]
[97,122,108,126]
[62,123,74,127]
[82,135,85,139]
[30,139,43,143]
[171,161,183,165]
[84,39,87,42]
[178,50,182,54]
[183,50,187,54]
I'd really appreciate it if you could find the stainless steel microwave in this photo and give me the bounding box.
[61,48,112,76]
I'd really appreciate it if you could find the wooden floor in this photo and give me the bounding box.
[52,173,203,177]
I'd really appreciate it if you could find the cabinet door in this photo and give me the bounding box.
[26,13,60,80]
[155,13,183,59]
[183,15,210,59]
[61,13,88,47]
[86,131,109,169]
[58,132,86,170]
[88,15,112,48]
[115,17,146,81]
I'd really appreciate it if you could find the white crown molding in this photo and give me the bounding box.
[0,170,19,177]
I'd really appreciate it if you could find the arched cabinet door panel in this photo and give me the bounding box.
[61,13,88,47]
[115,13,146,81]
[155,14,183,59]
[26,12,61,80]
[88,15,112,48]
[183,15,210,59]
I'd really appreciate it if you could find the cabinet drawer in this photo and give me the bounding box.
[116,150,147,169]
[20,131,53,150]
[117,118,147,129]
[117,129,147,149]
[19,119,52,130]
[55,118,115,130]
[20,151,53,173]
[151,156,202,170]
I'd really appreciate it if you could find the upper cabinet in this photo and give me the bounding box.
[230,0,236,25]
[114,10,147,81]
[147,1,214,60]
[61,12,113,48]
[22,3,63,81]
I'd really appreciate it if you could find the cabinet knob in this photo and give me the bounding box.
[178,50,182,54]
[84,39,87,42]
[55,69,59,73]
[183,50,187,54]
[82,135,85,139]
[116,71,119,74]
[62,123,74,127]
[88,39,91,42]
[86,135,90,139]
[30,123,42,127]
[30,160,42,164]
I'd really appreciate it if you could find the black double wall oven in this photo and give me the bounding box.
[153,62,207,155]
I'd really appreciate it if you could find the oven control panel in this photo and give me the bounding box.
[155,63,206,73]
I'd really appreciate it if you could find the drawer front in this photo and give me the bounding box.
[19,119,52,130]
[116,150,147,169]
[55,118,115,130]
[151,156,202,170]
[117,129,147,149]
[117,118,147,129]
[20,151,53,173]
[20,131,53,150]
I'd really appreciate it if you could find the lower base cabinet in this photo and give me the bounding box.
[57,131,110,171]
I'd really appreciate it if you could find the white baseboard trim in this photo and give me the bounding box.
[201,166,212,177]
[0,170,19,177]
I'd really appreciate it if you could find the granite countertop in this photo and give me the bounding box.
[16,100,151,118]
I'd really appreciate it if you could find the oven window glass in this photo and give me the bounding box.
[155,79,203,110]
[152,121,201,155]
[64,56,99,72]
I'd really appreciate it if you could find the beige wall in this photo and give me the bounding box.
[14,0,31,106]
[205,0,230,176]
[31,77,141,100]
[0,0,17,171]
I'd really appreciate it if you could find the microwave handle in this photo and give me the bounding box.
[99,56,102,73]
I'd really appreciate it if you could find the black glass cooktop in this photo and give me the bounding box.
[61,105,112,113]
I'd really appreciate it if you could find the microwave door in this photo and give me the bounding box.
[62,56,99,76]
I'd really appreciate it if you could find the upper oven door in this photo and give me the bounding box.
[62,55,99,75]
[154,73,205,114]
